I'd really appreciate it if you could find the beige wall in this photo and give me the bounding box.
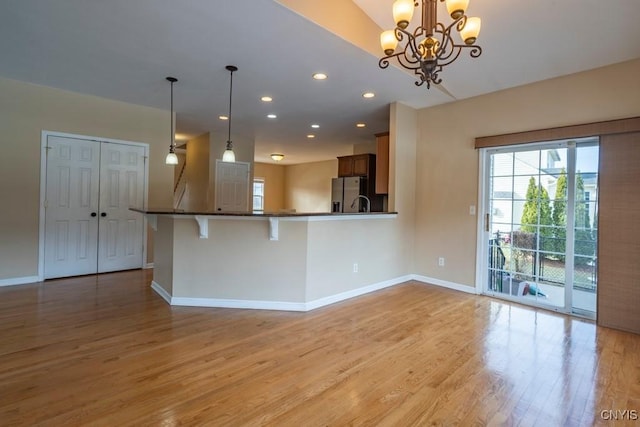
[171,218,308,302]
[0,76,172,280]
[276,0,382,59]
[153,216,175,295]
[254,162,286,212]
[184,133,211,211]
[305,218,408,300]
[353,140,377,155]
[413,58,640,288]
[389,102,418,274]
[153,215,402,304]
[284,159,337,212]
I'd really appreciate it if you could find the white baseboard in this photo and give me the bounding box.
[144,263,154,269]
[151,281,172,304]
[0,276,40,287]
[172,297,308,312]
[151,275,478,312]
[151,275,413,312]
[411,275,479,295]
[305,275,413,311]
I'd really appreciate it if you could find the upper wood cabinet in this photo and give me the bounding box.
[338,156,354,177]
[375,132,389,194]
[353,154,371,176]
[337,154,375,178]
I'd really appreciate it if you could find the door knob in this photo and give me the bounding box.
[101,212,107,217]
[91,212,97,217]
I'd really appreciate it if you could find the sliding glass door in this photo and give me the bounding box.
[483,138,598,317]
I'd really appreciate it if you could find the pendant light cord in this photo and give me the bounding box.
[170,80,174,150]
[166,76,178,152]
[227,68,234,143]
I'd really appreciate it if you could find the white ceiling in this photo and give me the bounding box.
[1,1,639,164]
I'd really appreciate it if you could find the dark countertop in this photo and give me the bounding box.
[130,208,398,217]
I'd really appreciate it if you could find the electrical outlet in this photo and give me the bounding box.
[470,205,476,215]
[438,257,445,267]
[353,263,359,273]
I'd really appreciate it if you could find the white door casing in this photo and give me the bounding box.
[43,134,147,279]
[215,160,250,212]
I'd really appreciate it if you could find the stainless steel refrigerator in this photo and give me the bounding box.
[331,177,367,213]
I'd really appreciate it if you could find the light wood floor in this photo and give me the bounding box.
[1,270,639,426]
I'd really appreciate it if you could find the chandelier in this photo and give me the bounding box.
[379,0,482,89]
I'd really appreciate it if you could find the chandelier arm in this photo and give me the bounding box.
[435,31,458,62]
[397,50,423,70]
[379,57,392,69]
[437,46,462,67]
[468,45,482,58]
[379,50,422,71]
[455,15,468,33]
[395,27,424,64]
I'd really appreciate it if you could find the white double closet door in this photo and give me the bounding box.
[44,135,146,279]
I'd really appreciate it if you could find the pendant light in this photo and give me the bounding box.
[222,65,238,162]
[165,76,179,165]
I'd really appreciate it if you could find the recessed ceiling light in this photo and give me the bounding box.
[219,115,228,120]
[261,96,273,102]
[307,134,315,139]
[312,73,328,80]
[356,123,366,128]
[311,124,320,129]
[362,92,375,98]
[267,114,277,119]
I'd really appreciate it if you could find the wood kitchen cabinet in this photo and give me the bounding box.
[337,154,375,178]
[375,132,389,194]
[336,153,383,211]
[338,156,354,177]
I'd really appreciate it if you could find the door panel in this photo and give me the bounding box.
[44,136,100,279]
[215,161,249,212]
[98,142,145,273]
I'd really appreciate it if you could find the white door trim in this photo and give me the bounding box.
[474,149,488,294]
[38,130,149,281]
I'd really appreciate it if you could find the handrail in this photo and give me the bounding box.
[174,159,187,193]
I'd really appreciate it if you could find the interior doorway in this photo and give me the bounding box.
[40,133,148,279]
[481,138,599,318]
[215,160,250,212]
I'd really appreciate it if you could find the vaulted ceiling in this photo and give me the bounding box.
[1,0,639,163]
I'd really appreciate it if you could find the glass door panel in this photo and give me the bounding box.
[572,146,599,314]
[485,139,599,317]
[488,146,568,308]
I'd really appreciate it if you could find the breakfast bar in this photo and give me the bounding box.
[133,209,407,311]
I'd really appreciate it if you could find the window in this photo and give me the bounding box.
[253,178,264,212]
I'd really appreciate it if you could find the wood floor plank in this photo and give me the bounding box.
[0,270,639,426]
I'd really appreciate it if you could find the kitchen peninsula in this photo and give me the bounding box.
[134,208,407,311]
